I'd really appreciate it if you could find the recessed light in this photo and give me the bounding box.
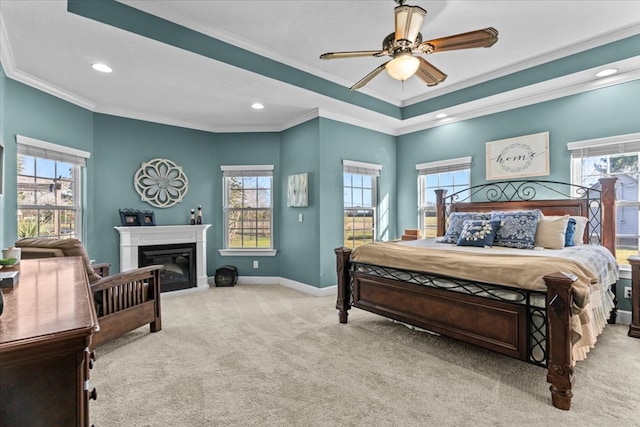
[596,68,618,78]
[91,63,113,73]
[435,113,448,119]
[251,103,264,110]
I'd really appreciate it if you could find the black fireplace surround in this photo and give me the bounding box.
[138,243,196,292]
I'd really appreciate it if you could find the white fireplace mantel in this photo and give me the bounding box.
[115,224,211,289]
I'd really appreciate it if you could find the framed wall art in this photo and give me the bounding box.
[486,132,550,180]
[287,173,308,207]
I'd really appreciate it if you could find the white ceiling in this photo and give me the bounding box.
[1,0,639,135]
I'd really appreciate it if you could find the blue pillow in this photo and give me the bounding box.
[456,219,501,247]
[564,217,577,247]
[491,210,541,249]
[440,212,491,243]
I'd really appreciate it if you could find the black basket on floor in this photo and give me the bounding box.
[215,265,238,287]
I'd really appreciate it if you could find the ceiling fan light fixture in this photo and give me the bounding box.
[386,54,420,81]
[394,5,427,43]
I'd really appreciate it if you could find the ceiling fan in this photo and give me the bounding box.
[319,0,498,91]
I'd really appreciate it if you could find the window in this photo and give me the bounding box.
[568,132,640,267]
[343,160,380,249]
[17,135,89,240]
[222,165,274,253]
[417,157,471,238]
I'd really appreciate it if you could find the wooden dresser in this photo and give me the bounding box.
[0,257,98,426]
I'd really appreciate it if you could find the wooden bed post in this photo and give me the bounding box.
[598,177,617,257]
[627,256,640,338]
[544,272,577,410]
[335,247,352,323]
[435,189,447,237]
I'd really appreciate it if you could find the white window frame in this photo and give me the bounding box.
[16,135,89,240]
[568,132,640,276]
[417,156,472,237]
[343,160,380,249]
[219,165,276,257]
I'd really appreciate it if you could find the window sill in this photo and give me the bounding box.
[619,266,631,280]
[219,249,277,257]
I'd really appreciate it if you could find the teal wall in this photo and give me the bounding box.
[397,80,640,311]
[397,80,640,231]
[318,118,397,287]
[0,69,95,250]
[1,65,639,310]
[279,119,321,285]
[0,67,6,242]
[92,114,216,270]
[212,132,281,277]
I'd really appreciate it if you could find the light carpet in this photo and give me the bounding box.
[91,284,640,427]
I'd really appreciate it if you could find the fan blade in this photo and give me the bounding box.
[320,50,386,60]
[349,61,390,91]
[394,5,427,43]
[415,57,447,86]
[418,27,499,54]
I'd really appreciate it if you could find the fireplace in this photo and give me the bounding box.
[139,243,196,293]
[115,224,211,291]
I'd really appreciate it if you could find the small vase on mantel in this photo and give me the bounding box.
[196,205,203,225]
[189,209,195,225]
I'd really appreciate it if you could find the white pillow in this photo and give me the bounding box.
[534,214,570,249]
[571,216,589,245]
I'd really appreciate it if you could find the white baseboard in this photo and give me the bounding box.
[618,309,631,325]
[279,277,336,297]
[210,275,336,297]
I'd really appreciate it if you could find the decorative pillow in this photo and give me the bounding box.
[15,237,102,283]
[439,212,491,243]
[534,214,570,249]
[570,216,589,245]
[491,210,541,249]
[456,219,501,247]
[565,218,577,247]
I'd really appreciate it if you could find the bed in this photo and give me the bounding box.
[334,178,618,410]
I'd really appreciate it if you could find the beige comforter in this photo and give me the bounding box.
[351,241,596,295]
[350,240,617,362]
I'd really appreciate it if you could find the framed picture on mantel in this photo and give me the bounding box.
[138,211,156,226]
[119,209,141,226]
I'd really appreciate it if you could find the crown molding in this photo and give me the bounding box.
[119,0,404,107]
[402,22,640,107]
[397,59,640,136]
[1,14,97,111]
[2,5,638,138]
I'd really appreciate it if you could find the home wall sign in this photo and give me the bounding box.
[485,132,550,180]
[134,158,189,208]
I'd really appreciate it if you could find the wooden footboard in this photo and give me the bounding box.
[90,265,164,349]
[335,247,577,410]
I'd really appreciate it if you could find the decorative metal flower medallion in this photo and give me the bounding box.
[134,158,189,208]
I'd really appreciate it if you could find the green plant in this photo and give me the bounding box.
[18,218,53,238]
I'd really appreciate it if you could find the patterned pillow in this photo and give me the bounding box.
[491,210,541,249]
[564,217,577,247]
[456,219,501,247]
[439,212,491,243]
